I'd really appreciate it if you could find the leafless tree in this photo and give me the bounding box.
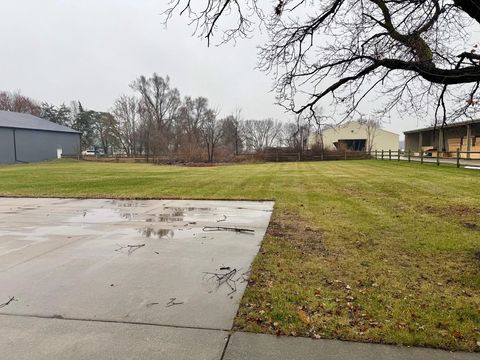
[112,95,141,156]
[130,74,181,158]
[175,96,211,160]
[200,109,224,162]
[283,115,311,153]
[219,108,244,155]
[94,113,118,155]
[0,90,41,116]
[232,108,243,155]
[243,118,283,151]
[310,106,326,150]
[165,0,480,126]
[359,117,382,153]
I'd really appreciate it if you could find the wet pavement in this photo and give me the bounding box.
[0,198,273,359]
[1,198,476,359]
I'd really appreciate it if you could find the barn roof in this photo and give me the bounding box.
[404,119,480,134]
[0,111,80,134]
[322,120,399,136]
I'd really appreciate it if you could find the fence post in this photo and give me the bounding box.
[276,149,279,162]
[344,150,347,160]
[408,150,411,162]
[456,148,460,168]
[420,150,424,164]
[381,150,384,160]
[397,149,400,161]
[298,152,301,161]
[436,149,440,166]
[375,150,378,159]
[321,150,324,161]
[388,149,392,161]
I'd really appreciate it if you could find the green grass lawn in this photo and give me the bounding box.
[0,159,479,351]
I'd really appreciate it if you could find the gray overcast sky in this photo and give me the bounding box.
[0,0,424,137]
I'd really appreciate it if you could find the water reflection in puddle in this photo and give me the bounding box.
[109,200,153,208]
[145,214,184,223]
[0,200,225,245]
[138,228,174,239]
[68,208,186,224]
[164,206,213,212]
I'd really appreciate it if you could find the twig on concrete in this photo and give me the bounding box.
[166,298,184,307]
[0,296,17,309]
[204,268,240,295]
[115,243,146,255]
[235,270,251,283]
[202,226,254,234]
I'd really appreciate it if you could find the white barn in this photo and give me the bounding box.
[310,121,399,152]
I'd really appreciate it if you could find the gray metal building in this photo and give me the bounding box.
[0,111,81,164]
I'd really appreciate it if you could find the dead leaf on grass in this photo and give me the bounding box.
[297,309,311,324]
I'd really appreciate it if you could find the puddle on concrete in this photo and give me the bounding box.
[68,208,127,223]
[110,200,153,208]
[0,199,273,255]
[138,228,174,239]
[68,207,186,224]
[0,225,100,240]
[0,206,40,215]
[145,214,184,223]
[164,206,213,212]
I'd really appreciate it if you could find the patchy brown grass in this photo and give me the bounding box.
[423,205,480,231]
[236,208,480,351]
[423,205,480,217]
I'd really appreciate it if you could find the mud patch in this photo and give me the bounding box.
[423,205,480,231]
[423,205,480,217]
[267,213,326,255]
[463,222,479,231]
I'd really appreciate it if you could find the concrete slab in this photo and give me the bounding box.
[0,198,274,330]
[0,314,228,360]
[223,332,479,360]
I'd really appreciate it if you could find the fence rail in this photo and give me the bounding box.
[372,149,480,168]
[261,150,371,162]
[65,149,480,168]
[66,151,373,163]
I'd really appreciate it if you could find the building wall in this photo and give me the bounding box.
[0,128,80,164]
[312,122,399,151]
[0,128,15,164]
[404,123,480,153]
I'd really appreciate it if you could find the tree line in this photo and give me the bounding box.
[0,74,317,162]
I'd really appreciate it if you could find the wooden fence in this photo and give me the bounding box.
[66,150,372,163]
[372,149,480,168]
[259,149,371,162]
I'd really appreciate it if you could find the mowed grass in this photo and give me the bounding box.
[0,159,479,351]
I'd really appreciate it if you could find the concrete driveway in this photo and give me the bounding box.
[0,198,274,359]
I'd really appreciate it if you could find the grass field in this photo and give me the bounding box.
[0,159,479,351]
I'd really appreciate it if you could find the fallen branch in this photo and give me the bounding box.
[166,298,184,307]
[0,296,17,309]
[202,226,254,234]
[235,270,251,283]
[115,244,146,255]
[204,268,240,295]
